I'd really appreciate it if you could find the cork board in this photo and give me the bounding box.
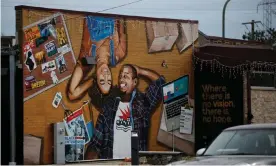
[22,12,76,101]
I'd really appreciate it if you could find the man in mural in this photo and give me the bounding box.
[67,16,126,100]
[84,64,165,159]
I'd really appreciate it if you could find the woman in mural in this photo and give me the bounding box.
[67,16,126,100]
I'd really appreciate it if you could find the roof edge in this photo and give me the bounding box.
[199,43,273,50]
[15,5,199,23]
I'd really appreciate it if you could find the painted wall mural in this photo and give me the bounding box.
[145,21,198,53]
[21,9,198,164]
[66,15,166,160]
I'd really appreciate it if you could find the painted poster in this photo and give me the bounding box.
[63,107,90,144]
[65,136,85,162]
[57,44,71,55]
[30,80,47,90]
[34,51,47,65]
[24,25,41,42]
[56,27,68,47]
[41,60,56,74]
[24,49,37,72]
[23,13,76,102]
[55,54,67,73]
[44,40,58,57]
[35,36,48,47]
[24,40,36,50]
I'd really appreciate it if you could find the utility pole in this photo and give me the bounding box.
[242,20,262,40]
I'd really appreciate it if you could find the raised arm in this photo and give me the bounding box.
[134,65,160,82]
[134,65,165,113]
[67,62,95,101]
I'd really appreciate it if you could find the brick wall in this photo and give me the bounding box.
[251,89,276,123]
[19,8,196,164]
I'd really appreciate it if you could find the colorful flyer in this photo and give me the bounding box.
[41,60,56,74]
[34,51,47,65]
[44,40,58,57]
[56,27,68,47]
[55,54,67,73]
[24,26,41,42]
[63,107,90,144]
[38,22,50,37]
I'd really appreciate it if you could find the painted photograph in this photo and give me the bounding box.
[41,60,56,74]
[55,54,67,73]
[65,136,85,162]
[34,50,47,65]
[44,40,58,57]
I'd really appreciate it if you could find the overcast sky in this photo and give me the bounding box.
[1,0,276,39]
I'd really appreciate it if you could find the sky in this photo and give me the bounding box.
[1,0,276,39]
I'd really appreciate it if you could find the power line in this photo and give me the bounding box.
[59,0,144,22]
[3,0,144,22]
[2,1,144,11]
[97,0,143,13]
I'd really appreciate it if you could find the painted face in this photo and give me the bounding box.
[97,63,112,95]
[119,66,137,94]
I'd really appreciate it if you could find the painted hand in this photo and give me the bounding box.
[132,64,140,75]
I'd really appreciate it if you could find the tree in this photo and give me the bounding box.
[242,28,276,49]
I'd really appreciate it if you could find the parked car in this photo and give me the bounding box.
[168,123,276,165]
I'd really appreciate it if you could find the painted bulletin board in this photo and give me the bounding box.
[23,13,76,101]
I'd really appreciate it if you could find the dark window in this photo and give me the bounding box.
[250,72,276,88]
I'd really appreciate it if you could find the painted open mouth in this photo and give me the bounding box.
[120,82,127,89]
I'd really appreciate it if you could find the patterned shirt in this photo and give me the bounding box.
[86,76,165,159]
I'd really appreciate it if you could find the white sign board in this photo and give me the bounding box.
[180,107,193,134]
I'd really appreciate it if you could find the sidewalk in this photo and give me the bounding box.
[63,159,132,165]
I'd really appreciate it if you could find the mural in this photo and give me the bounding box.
[21,10,198,164]
[67,15,165,159]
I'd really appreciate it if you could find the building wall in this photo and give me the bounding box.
[18,7,198,164]
[243,73,248,123]
[251,89,276,123]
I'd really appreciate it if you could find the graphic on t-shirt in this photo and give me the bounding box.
[116,106,131,132]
